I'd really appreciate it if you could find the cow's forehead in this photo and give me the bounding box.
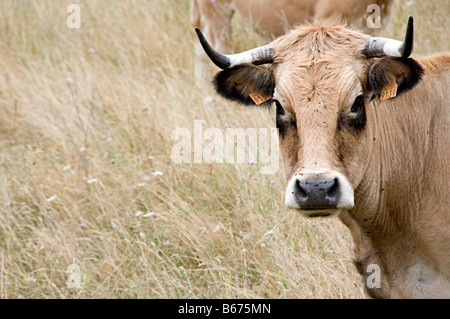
[274,61,367,113]
[270,25,368,111]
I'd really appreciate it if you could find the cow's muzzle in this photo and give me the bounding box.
[284,171,354,217]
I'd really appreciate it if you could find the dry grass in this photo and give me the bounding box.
[0,0,447,299]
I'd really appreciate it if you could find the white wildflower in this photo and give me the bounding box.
[212,225,221,233]
[203,96,214,104]
[152,171,163,177]
[142,212,154,217]
[46,195,57,202]
[26,277,36,283]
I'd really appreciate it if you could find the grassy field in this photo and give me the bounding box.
[0,0,448,299]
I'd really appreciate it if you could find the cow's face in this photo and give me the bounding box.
[196,20,423,217]
[271,36,370,217]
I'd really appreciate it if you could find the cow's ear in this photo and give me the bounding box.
[213,64,274,106]
[367,57,424,99]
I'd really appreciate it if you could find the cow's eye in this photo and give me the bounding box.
[275,100,285,116]
[274,100,296,134]
[350,95,365,114]
[343,94,367,132]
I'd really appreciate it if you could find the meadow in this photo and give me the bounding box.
[0,0,448,299]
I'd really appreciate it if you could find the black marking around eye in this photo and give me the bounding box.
[337,97,367,133]
[276,101,285,116]
[349,98,367,132]
[275,101,296,135]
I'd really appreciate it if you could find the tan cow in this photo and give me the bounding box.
[191,0,396,78]
[195,17,450,298]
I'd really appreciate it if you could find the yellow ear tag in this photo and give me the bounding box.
[249,91,272,105]
[380,81,398,100]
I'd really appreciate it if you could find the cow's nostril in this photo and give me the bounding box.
[327,178,339,198]
[296,180,308,198]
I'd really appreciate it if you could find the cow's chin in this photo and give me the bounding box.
[297,209,341,218]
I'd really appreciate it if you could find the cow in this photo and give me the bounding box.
[191,0,396,79]
[194,17,450,298]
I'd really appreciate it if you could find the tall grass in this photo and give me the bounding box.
[0,0,447,299]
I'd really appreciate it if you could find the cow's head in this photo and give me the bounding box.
[196,17,423,217]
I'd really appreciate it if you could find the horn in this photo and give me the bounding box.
[363,16,414,58]
[195,28,274,69]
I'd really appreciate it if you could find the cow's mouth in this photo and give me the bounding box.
[298,208,340,218]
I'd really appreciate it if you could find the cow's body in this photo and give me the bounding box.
[195,17,450,298]
[191,0,396,78]
[338,54,450,297]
